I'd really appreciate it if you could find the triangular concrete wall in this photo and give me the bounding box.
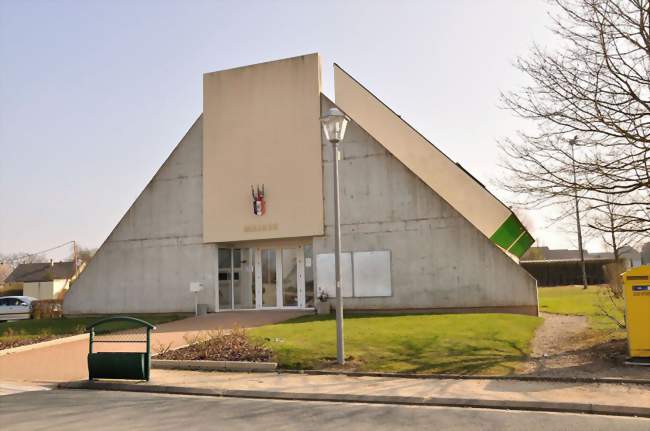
[64,117,219,314]
[64,97,537,315]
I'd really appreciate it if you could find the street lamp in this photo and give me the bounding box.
[320,107,350,365]
[569,136,588,290]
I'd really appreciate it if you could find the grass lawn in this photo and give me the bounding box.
[538,285,625,332]
[249,313,542,375]
[0,313,190,345]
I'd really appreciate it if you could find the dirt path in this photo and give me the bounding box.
[524,312,649,379]
[531,312,588,358]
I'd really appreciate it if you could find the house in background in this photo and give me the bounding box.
[523,245,643,267]
[521,244,645,286]
[5,261,80,300]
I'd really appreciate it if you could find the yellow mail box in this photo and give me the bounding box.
[622,265,650,358]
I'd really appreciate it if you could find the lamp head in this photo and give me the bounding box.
[320,107,349,144]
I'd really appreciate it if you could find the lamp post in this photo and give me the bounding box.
[569,136,588,290]
[320,107,350,365]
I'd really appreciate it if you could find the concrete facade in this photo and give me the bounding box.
[65,117,218,314]
[65,98,537,315]
[65,55,537,315]
[315,97,537,313]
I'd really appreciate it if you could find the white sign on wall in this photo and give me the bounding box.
[189,282,204,293]
[316,251,392,298]
[316,253,353,298]
[352,251,392,297]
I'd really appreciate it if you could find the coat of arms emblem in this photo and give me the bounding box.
[251,185,266,216]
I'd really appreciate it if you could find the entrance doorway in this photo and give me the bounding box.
[217,245,313,311]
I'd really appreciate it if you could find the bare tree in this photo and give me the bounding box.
[0,252,48,270]
[69,246,97,265]
[499,0,649,236]
[586,195,645,258]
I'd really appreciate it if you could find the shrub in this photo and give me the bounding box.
[157,326,273,362]
[31,300,63,319]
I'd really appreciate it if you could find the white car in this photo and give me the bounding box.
[0,296,36,321]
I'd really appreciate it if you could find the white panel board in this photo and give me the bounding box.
[316,253,353,298]
[353,251,392,297]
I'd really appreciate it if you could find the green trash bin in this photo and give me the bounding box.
[87,316,156,381]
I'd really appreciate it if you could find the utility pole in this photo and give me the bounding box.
[569,137,588,290]
[73,240,78,276]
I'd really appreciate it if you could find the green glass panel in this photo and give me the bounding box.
[489,214,525,249]
[509,232,535,257]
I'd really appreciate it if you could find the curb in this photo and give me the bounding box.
[274,369,650,386]
[0,333,88,357]
[57,380,650,418]
[152,359,277,372]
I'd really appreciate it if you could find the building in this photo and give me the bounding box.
[522,245,643,286]
[64,54,537,316]
[5,261,77,300]
[521,258,616,286]
[619,246,642,267]
[642,243,650,265]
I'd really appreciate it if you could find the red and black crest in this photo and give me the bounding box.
[251,185,266,216]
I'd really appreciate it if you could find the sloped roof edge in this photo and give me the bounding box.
[5,262,76,283]
[333,63,533,257]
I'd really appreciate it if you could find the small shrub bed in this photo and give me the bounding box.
[155,327,273,362]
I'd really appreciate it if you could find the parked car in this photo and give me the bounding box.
[0,296,37,321]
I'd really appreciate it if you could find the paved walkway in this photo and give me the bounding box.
[138,369,650,411]
[0,311,306,383]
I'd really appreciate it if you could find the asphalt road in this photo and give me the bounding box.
[1,389,649,431]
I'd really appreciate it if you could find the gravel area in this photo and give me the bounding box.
[523,313,648,379]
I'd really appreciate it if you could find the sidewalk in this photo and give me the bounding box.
[60,369,650,417]
[0,311,307,383]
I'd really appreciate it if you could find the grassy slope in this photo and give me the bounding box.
[538,285,625,331]
[250,313,541,375]
[0,314,189,341]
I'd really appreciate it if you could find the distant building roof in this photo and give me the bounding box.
[520,257,615,264]
[523,246,620,261]
[5,262,76,283]
[619,245,641,259]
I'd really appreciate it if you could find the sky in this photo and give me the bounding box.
[0,0,603,260]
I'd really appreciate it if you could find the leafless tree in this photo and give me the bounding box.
[0,252,47,270]
[69,246,97,265]
[586,195,646,258]
[499,0,649,236]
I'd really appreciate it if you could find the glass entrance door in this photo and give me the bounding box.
[218,248,233,310]
[218,248,254,310]
[255,246,308,309]
[219,245,310,311]
[281,249,299,307]
[260,249,277,308]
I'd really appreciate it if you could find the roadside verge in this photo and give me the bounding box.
[0,333,88,357]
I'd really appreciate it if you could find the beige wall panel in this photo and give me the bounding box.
[334,65,510,238]
[23,282,40,299]
[203,54,324,243]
